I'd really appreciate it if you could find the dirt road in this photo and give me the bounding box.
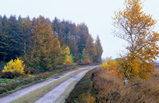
[0,65,99,103]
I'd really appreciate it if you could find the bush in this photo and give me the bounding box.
[2,58,25,75]
[99,60,108,69]
[84,58,93,64]
[24,67,37,74]
[91,69,152,103]
[1,72,15,79]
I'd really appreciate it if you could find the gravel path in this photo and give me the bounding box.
[0,69,79,103]
[35,66,98,103]
[0,65,99,103]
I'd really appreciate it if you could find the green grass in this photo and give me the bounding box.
[11,69,85,103]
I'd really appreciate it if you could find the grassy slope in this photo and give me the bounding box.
[66,67,159,103]
[66,68,96,103]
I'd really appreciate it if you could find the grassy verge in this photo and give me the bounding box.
[0,64,79,96]
[11,69,85,103]
[66,68,96,103]
[66,68,159,103]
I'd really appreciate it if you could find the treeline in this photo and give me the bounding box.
[0,15,103,71]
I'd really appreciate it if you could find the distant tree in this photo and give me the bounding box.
[85,35,97,62]
[0,17,4,61]
[113,0,159,83]
[66,31,78,58]
[82,48,90,60]
[0,15,22,61]
[94,35,103,63]
[18,15,22,26]
[8,15,23,58]
[0,15,2,22]
[0,15,10,61]
[51,17,61,36]
[21,18,32,54]
[50,32,62,67]
[77,23,89,54]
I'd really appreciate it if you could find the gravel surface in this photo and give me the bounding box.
[0,65,99,103]
[0,69,79,103]
[35,65,99,103]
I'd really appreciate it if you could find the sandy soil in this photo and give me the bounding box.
[0,65,99,103]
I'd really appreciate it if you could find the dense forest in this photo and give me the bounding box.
[0,15,103,71]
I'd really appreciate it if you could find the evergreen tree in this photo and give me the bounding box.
[51,17,61,36]
[77,23,89,54]
[21,18,32,54]
[0,15,21,61]
[0,15,10,61]
[66,31,78,58]
[85,35,97,62]
[95,35,103,63]
[50,31,62,67]
[82,48,90,60]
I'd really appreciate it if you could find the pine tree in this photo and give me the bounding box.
[77,23,89,54]
[50,32,62,67]
[82,48,90,60]
[85,35,97,62]
[0,15,20,61]
[21,18,32,54]
[95,35,103,63]
[66,31,78,59]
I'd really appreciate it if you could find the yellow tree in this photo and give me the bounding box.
[27,16,53,71]
[62,46,73,64]
[113,0,159,83]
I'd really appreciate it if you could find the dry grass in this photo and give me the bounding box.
[66,68,96,103]
[66,66,159,103]
[91,68,159,103]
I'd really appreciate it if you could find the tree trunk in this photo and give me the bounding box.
[124,76,129,85]
[24,41,26,53]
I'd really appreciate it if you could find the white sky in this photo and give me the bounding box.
[1,0,159,59]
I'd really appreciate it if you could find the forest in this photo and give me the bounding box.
[0,15,103,71]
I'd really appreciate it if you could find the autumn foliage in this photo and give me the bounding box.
[2,58,25,74]
[100,58,119,76]
[63,47,73,64]
[84,58,93,64]
[113,0,159,80]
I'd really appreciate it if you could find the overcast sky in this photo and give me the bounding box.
[1,0,159,59]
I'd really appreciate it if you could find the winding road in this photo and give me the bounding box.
[0,65,99,103]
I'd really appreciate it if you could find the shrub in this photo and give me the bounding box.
[24,67,37,74]
[91,69,154,103]
[1,58,25,79]
[63,54,73,64]
[1,72,15,79]
[84,58,93,64]
[2,58,25,74]
[99,60,108,69]
[100,58,119,76]
[79,93,95,103]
